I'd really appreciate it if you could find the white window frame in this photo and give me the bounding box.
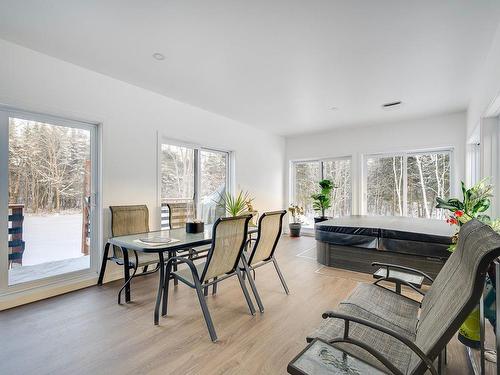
[157,134,234,226]
[0,106,101,297]
[361,147,454,217]
[289,155,353,229]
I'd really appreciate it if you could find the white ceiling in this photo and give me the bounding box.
[1,1,500,136]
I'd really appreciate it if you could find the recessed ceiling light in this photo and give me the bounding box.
[152,53,165,61]
[382,101,403,110]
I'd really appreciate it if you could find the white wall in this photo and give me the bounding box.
[467,24,500,138]
[285,111,467,215]
[0,39,284,294]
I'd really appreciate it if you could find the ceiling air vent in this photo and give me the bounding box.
[382,101,403,110]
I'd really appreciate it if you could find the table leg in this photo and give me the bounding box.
[122,247,131,303]
[154,252,165,325]
[97,242,110,285]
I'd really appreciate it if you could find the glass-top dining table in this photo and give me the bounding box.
[100,224,258,324]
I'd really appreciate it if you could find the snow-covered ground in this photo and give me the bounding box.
[20,213,86,266]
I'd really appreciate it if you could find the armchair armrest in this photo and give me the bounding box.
[372,262,434,283]
[322,311,437,375]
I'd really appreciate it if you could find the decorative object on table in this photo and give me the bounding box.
[186,220,205,233]
[311,179,335,223]
[436,178,500,348]
[288,204,304,237]
[218,190,255,217]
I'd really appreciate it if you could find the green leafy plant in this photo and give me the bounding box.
[436,178,498,251]
[218,190,253,217]
[311,179,335,218]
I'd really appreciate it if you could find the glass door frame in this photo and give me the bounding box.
[0,106,100,294]
[157,134,233,226]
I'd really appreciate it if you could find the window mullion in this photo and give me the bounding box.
[402,154,408,216]
[194,148,200,220]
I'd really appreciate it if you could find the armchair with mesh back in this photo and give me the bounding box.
[305,220,500,375]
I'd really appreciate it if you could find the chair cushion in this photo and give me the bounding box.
[340,283,420,337]
[306,303,412,374]
[172,262,206,285]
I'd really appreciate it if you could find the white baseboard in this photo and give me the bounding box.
[0,268,124,311]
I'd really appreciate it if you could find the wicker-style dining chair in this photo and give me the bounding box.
[162,215,255,342]
[98,205,160,303]
[240,210,288,313]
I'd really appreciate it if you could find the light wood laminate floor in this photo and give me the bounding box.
[1,235,480,374]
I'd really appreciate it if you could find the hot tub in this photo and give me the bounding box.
[315,216,455,279]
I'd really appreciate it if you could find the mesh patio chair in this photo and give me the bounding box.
[98,205,160,303]
[306,219,500,375]
[162,215,256,342]
[239,210,288,312]
[166,202,211,260]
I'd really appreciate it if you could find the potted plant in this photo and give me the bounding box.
[436,178,500,348]
[288,205,304,237]
[218,190,254,217]
[311,179,335,223]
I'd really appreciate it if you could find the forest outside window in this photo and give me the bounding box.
[160,141,230,227]
[1,110,98,288]
[292,157,352,229]
[365,150,452,219]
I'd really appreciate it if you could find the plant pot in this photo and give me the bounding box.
[289,223,302,237]
[186,222,205,233]
[458,307,481,348]
[314,216,329,224]
[458,275,496,348]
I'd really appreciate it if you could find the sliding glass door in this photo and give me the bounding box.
[1,109,98,288]
[160,140,230,227]
[291,157,352,229]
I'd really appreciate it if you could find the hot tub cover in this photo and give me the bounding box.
[315,216,454,258]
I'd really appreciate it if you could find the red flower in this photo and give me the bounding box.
[455,210,463,217]
[449,218,458,225]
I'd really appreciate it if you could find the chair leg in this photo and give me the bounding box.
[121,248,132,303]
[118,264,137,305]
[204,283,209,297]
[236,270,256,316]
[194,279,217,342]
[438,349,445,375]
[212,277,218,295]
[241,257,264,313]
[97,242,110,285]
[272,257,289,295]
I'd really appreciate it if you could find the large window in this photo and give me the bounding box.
[1,110,98,288]
[365,150,451,219]
[160,141,230,227]
[292,157,352,228]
